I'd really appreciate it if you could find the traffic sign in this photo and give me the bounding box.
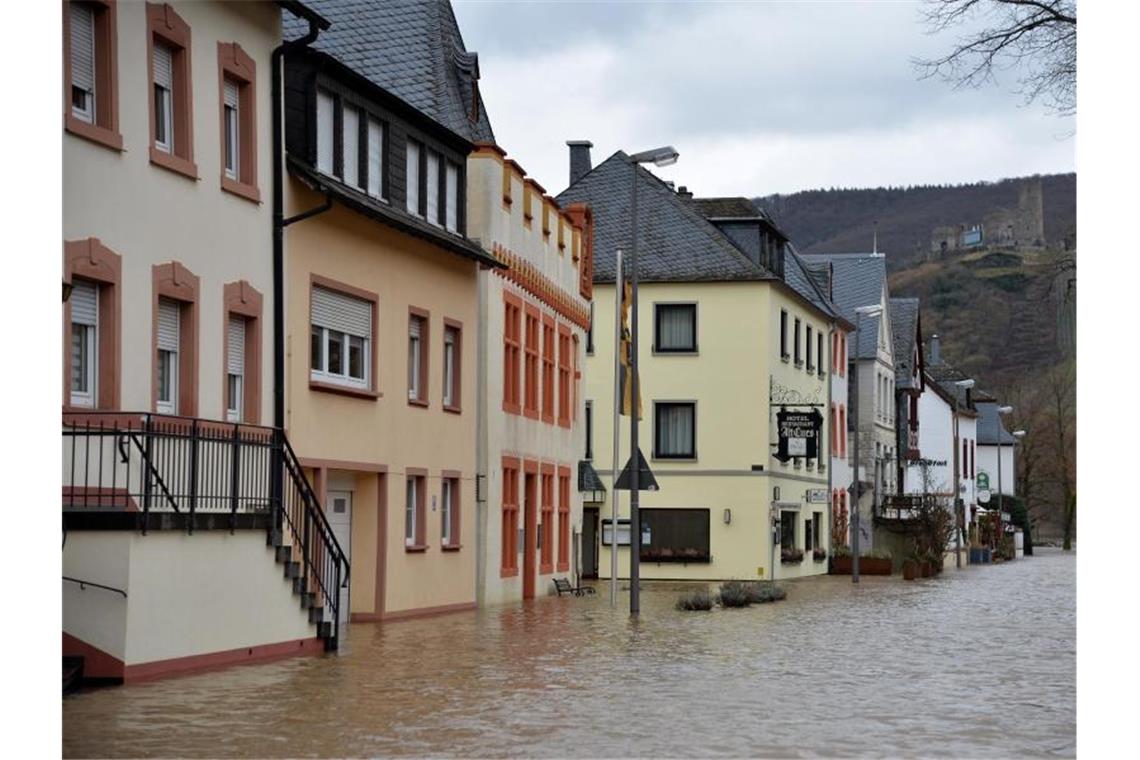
[977,489,991,504]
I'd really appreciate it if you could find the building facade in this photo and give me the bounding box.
[466,145,592,605]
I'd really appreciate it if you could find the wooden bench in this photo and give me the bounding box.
[553,577,596,597]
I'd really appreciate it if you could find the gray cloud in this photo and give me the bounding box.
[453,0,1075,196]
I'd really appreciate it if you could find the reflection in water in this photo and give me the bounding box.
[64,549,1075,758]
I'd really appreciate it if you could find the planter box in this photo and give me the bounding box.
[830,556,892,576]
[919,561,931,578]
[902,560,917,581]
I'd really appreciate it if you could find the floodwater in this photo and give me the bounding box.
[63,549,1075,758]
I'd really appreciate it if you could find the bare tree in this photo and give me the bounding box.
[915,0,1077,117]
[1041,360,1076,549]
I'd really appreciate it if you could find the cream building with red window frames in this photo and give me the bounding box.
[467,144,593,605]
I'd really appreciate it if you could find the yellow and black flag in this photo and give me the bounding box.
[618,277,642,419]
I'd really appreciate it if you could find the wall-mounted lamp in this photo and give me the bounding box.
[723,508,732,525]
[773,486,781,501]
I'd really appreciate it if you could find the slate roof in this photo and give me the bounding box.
[283,0,494,143]
[688,198,783,233]
[801,253,888,358]
[555,152,774,283]
[578,460,606,495]
[924,361,978,415]
[976,400,1018,445]
[784,245,843,321]
[890,298,921,389]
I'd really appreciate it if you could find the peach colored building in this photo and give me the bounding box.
[467,145,593,606]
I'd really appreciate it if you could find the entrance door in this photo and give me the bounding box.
[327,490,352,625]
[523,473,537,600]
[582,507,599,578]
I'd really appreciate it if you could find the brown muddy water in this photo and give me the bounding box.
[63,549,1075,758]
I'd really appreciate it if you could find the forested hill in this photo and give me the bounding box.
[755,173,1075,270]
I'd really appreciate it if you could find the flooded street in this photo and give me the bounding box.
[63,549,1074,758]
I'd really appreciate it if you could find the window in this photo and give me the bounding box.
[540,468,554,574]
[830,403,837,456]
[558,467,571,572]
[367,117,385,198]
[806,325,814,371]
[794,317,802,365]
[585,400,594,460]
[839,405,847,457]
[218,42,258,200]
[442,322,461,412]
[602,519,631,546]
[654,402,696,459]
[310,285,372,391]
[503,294,522,414]
[426,150,440,224]
[70,279,99,408]
[780,511,797,551]
[640,509,710,563]
[445,161,459,232]
[65,1,120,149]
[524,307,540,418]
[805,515,814,552]
[501,459,519,575]
[405,473,426,548]
[542,317,555,423]
[406,139,422,215]
[818,332,825,376]
[342,104,360,188]
[558,326,572,427]
[813,511,823,550]
[970,440,976,478]
[586,303,595,355]
[654,303,697,353]
[408,311,429,405]
[315,88,392,202]
[316,89,334,174]
[780,310,789,359]
[226,315,246,422]
[963,440,969,478]
[572,335,581,423]
[156,297,180,414]
[147,4,194,176]
[441,476,460,549]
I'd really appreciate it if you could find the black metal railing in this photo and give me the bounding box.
[63,411,349,647]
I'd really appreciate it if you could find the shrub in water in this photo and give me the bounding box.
[675,589,714,611]
[745,583,787,604]
[717,581,752,608]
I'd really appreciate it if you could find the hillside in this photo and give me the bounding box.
[756,173,1075,271]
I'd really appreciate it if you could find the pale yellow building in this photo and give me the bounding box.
[557,148,849,582]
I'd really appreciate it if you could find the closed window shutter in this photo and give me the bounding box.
[223,79,239,109]
[227,316,245,375]
[157,298,180,352]
[409,316,423,339]
[316,89,334,174]
[445,162,458,232]
[406,141,420,214]
[311,286,371,340]
[367,119,383,197]
[71,280,98,326]
[71,5,96,95]
[426,151,440,224]
[342,105,359,187]
[153,43,174,90]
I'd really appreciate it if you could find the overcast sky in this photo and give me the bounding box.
[452,0,1076,197]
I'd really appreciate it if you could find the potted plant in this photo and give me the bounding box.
[902,556,918,581]
[812,547,827,562]
[831,545,852,575]
[781,548,804,564]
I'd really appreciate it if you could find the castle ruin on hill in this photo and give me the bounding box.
[930,176,1046,258]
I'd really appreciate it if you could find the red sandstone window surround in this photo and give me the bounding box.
[441,471,461,550]
[64,0,122,151]
[501,457,520,576]
[523,304,540,419]
[405,469,428,551]
[147,3,197,179]
[64,238,122,410]
[839,404,847,457]
[408,307,430,407]
[541,315,555,424]
[223,281,262,424]
[152,262,200,417]
[217,42,259,202]
[442,319,462,413]
[557,465,571,572]
[503,292,522,414]
[540,464,554,574]
[557,325,572,428]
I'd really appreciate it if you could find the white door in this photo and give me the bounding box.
[327,490,352,626]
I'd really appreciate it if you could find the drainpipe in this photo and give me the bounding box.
[273,17,326,432]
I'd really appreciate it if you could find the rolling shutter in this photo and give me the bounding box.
[342,105,359,187]
[71,4,96,95]
[409,315,422,339]
[223,79,239,109]
[311,287,371,339]
[406,141,420,214]
[227,316,245,375]
[367,119,384,197]
[71,280,98,326]
[157,298,180,352]
[316,89,334,174]
[445,162,458,232]
[153,42,173,89]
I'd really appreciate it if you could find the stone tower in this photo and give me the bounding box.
[1018,176,1045,247]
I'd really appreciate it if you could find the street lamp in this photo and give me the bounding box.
[627,145,679,615]
[995,406,1014,536]
[850,304,882,584]
[952,378,975,568]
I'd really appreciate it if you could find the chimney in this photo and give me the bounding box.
[929,334,941,365]
[567,140,593,186]
[677,185,692,199]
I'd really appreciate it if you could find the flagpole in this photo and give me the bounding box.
[610,250,623,607]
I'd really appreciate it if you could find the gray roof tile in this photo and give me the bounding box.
[975,400,1017,445]
[890,297,920,388]
[284,0,494,143]
[555,152,774,283]
[801,253,889,358]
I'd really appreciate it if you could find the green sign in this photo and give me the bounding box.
[977,472,990,490]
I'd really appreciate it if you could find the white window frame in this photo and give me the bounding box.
[226,315,245,422]
[405,476,418,546]
[223,78,240,180]
[445,161,458,233]
[426,151,440,226]
[367,117,385,199]
[70,3,97,124]
[442,327,456,406]
[406,140,422,216]
[153,42,175,154]
[157,350,178,414]
[408,317,423,401]
[342,103,359,188]
[316,88,335,175]
[70,281,99,408]
[441,479,453,545]
[310,326,369,389]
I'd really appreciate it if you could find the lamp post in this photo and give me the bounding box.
[996,405,1013,533]
[953,378,975,568]
[627,145,679,616]
[850,304,882,584]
